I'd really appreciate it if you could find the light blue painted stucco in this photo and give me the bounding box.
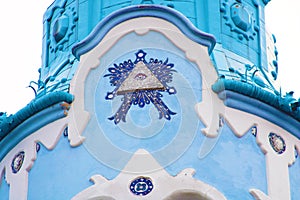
[27,134,120,200]
[0,173,9,200]
[165,123,267,200]
[26,121,267,199]
[83,31,202,170]
[289,154,300,200]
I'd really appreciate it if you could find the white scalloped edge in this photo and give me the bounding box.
[72,149,227,200]
[0,118,68,200]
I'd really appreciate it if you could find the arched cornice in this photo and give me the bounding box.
[72,4,216,59]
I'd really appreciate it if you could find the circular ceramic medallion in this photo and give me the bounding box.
[268,133,286,154]
[11,151,25,173]
[130,176,153,196]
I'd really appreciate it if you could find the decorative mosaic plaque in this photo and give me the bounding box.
[104,50,176,124]
[11,151,25,174]
[129,176,153,196]
[268,132,286,154]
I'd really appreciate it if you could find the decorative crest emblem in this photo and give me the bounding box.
[268,132,286,154]
[104,50,176,124]
[11,151,25,174]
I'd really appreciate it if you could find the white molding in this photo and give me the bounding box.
[0,118,67,200]
[205,104,300,200]
[68,16,217,147]
[72,149,227,200]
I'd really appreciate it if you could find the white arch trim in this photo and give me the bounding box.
[72,149,227,200]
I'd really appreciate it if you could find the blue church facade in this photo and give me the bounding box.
[1,0,300,199]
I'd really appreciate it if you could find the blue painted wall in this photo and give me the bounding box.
[26,122,267,199]
[28,134,120,200]
[82,30,203,171]
[289,154,300,200]
[0,173,9,200]
[166,124,267,200]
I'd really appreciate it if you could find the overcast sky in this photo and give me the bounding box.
[0,1,299,114]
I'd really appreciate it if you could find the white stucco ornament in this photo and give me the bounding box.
[72,149,227,200]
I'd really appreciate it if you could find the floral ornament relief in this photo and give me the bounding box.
[104,50,177,124]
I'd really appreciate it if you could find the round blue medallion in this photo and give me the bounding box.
[11,151,25,174]
[269,133,286,154]
[130,177,153,196]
